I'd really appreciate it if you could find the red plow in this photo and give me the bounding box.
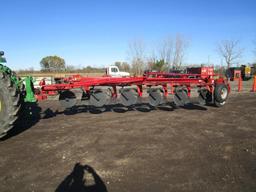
[36,67,230,109]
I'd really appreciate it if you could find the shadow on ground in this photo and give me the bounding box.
[56,102,207,116]
[1,102,207,140]
[55,163,108,192]
[1,102,42,141]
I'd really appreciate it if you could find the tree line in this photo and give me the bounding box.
[32,36,256,75]
[39,56,104,73]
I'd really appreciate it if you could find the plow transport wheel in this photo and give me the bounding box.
[120,88,138,106]
[148,88,163,106]
[89,89,108,107]
[59,90,77,109]
[214,84,229,107]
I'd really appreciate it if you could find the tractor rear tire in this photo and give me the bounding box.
[0,72,21,138]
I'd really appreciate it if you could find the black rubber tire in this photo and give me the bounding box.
[214,84,229,103]
[0,72,21,138]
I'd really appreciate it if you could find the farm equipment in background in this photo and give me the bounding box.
[0,51,36,138]
[0,51,231,138]
[105,66,130,77]
[228,65,254,81]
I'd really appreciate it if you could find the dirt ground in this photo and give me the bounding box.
[0,92,256,192]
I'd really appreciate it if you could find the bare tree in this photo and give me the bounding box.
[158,37,173,70]
[146,35,190,71]
[114,61,131,72]
[172,34,189,69]
[218,40,243,68]
[128,39,146,75]
[146,49,157,71]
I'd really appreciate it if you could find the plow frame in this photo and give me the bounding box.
[35,67,230,108]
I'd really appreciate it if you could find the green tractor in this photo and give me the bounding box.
[0,51,36,138]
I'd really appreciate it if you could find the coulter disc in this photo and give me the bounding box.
[120,88,138,106]
[198,88,208,105]
[148,89,163,106]
[173,88,190,107]
[89,90,108,107]
[59,90,77,109]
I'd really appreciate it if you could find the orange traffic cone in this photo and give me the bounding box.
[251,75,256,92]
[238,77,242,92]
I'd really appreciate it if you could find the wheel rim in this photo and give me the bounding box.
[220,101,226,105]
[220,88,228,100]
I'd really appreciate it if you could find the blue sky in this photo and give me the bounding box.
[1,0,255,70]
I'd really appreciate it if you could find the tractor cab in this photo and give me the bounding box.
[0,51,7,63]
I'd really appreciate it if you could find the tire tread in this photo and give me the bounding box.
[0,73,21,138]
